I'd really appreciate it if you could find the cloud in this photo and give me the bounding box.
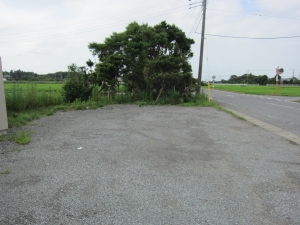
[0,0,299,79]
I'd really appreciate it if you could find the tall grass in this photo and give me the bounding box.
[5,84,213,127]
[5,84,63,111]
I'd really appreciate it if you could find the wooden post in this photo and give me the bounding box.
[207,82,210,102]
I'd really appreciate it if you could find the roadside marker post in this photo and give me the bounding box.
[0,57,8,135]
[275,74,278,95]
[207,82,210,102]
[275,66,284,95]
[212,76,216,89]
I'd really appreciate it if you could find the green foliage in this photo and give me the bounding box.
[7,108,55,127]
[6,87,213,128]
[210,85,300,96]
[62,64,93,102]
[5,84,63,111]
[88,21,195,102]
[4,83,64,93]
[12,147,22,152]
[0,134,13,141]
[226,74,272,85]
[12,131,33,145]
[4,69,68,81]
[0,168,10,175]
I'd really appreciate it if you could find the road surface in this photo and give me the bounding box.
[207,89,300,138]
[1,105,300,224]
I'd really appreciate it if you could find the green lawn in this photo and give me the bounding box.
[206,85,300,97]
[4,83,64,93]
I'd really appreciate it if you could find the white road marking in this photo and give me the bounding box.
[221,107,300,145]
[285,99,300,104]
[266,102,295,109]
[217,99,298,126]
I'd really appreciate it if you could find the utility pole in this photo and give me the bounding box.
[197,0,207,94]
[293,69,294,84]
[247,70,249,85]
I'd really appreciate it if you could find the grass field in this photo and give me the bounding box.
[4,83,64,93]
[207,85,300,96]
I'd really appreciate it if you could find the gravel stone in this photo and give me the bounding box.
[0,105,299,225]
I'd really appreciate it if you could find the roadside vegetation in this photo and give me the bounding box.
[0,168,10,175]
[3,21,215,129]
[4,83,64,93]
[4,83,212,128]
[0,130,33,145]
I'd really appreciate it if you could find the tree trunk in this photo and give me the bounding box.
[98,81,105,93]
[155,84,165,104]
[131,88,137,99]
[107,86,111,99]
[184,86,188,98]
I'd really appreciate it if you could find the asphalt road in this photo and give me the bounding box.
[206,89,300,137]
[1,105,300,225]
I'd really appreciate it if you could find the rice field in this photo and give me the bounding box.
[4,83,64,93]
[208,85,300,96]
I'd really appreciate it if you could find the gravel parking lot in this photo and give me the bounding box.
[1,105,299,225]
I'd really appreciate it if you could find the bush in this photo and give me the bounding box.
[62,64,93,103]
[63,79,92,103]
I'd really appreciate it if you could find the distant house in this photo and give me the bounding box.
[3,75,12,81]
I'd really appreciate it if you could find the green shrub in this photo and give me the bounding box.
[0,168,10,175]
[13,131,33,145]
[62,64,93,103]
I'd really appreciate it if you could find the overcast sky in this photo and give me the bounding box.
[1,0,299,80]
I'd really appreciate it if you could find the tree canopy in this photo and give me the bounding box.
[227,73,269,85]
[88,21,195,102]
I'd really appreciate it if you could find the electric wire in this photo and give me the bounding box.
[188,9,202,37]
[195,32,300,39]
[186,3,202,37]
[0,5,191,45]
[1,0,185,38]
[205,36,210,82]
[207,8,300,21]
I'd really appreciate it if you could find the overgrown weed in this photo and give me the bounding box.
[0,168,10,175]
[12,131,33,145]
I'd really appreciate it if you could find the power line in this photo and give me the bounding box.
[186,1,202,37]
[0,6,191,45]
[195,32,300,39]
[207,8,300,21]
[188,10,202,37]
[0,0,184,38]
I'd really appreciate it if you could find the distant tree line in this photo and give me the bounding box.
[3,70,68,81]
[219,73,300,85]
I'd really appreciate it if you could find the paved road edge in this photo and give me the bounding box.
[222,106,300,146]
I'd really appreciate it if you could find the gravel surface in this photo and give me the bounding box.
[0,105,299,225]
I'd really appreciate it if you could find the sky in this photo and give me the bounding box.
[0,0,300,81]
